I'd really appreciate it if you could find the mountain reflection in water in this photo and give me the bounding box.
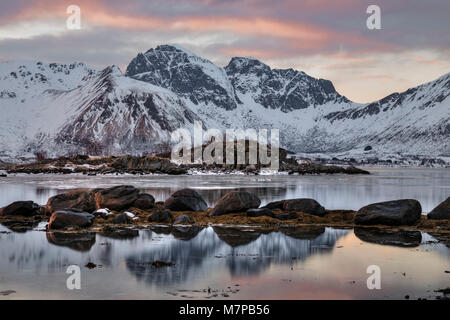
[1,223,449,299]
[125,226,348,286]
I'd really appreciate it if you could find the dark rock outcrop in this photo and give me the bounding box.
[427,197,450,220]
[48,209,94,230]
[1,201,40,217]
[354,199,422,226]
[164,188,207,211]
[209,191,261,216]
[94,185,140,211]
[46,189,96,214]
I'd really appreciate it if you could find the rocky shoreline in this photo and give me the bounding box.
[0,186,449,248]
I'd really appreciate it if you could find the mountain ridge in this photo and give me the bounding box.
[0,45,448,162]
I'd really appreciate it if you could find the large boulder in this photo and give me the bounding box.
[282,199,325,216]
[133,193,155,210]
[263,198,325,216]
[164,188,207,211]
[46,189,96,214]
[209,191,261,216]
[94,185,140,211]
[1,201,40,217]
[354,199,422,226]
[48,209,94,230]
[427,197,450,220]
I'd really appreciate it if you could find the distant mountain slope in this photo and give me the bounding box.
[0,45,448,162]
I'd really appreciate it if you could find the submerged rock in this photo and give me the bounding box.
[427,197,450,220]
[354,227,422,247]
[94,185,140,211]
[46,189,96,214]
[209,191,261,216]
[148,209,173,223]
[48,209,94,230]
[1,201,41,217]
[354,199,422,226]
[164,188,207,211]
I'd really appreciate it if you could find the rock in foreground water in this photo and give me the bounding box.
[427,197,450,220]
[48,209,95,230]
[94,185,140,211]
[1,201,41,217]
[133,193,155,210]
[46,189,96,214]
[164,188,207,211]
[263,198,325,216]
[210,191,261,216]
[355,199,421,226]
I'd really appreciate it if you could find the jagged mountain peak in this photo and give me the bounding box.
[126,45,239,111]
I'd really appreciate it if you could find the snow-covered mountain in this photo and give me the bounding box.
[0,45,449,162]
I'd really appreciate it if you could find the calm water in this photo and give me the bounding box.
[0,225,449,300]
[0,167,449,212]
[0,167,449,300]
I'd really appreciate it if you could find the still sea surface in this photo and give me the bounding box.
[0,167,449,299]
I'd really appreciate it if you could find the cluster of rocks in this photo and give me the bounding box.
[1,186,449,235]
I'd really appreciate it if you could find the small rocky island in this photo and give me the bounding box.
[3,154,369,176]
[1,140,370,176]
[0,185,449,248]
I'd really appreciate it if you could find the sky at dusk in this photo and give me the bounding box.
[0,0,449,103]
